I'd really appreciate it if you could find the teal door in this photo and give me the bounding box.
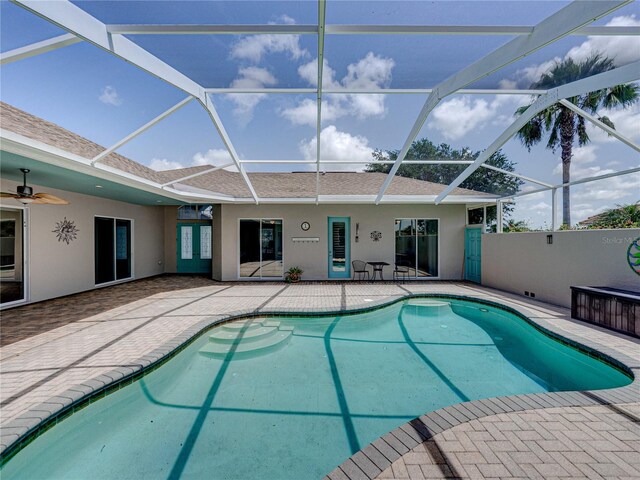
[465,227,482,283]
[328,217,350,279]
[177,223,212,274]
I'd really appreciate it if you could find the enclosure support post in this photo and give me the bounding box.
[551,187,559,231]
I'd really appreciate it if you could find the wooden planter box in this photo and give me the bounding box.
[571,286,639,338]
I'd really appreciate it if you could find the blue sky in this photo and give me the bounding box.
[1,0,639,228]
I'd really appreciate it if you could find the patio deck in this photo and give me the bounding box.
[1,275,638,479]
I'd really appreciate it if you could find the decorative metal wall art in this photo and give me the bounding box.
[52,217,79,244]
[628,237,640,276]
[370,230,382,242]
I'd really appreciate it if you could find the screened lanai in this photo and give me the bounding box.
[1,0,639,230]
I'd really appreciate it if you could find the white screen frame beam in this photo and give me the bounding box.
[0,33,81,65]
[375,0,631,204]
[435,61,640,204]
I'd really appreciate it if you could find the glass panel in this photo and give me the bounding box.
[260,220,283,277]
[180,226,193,260]
[331,221,347,272]
[178,205,214,220]
[0,208,24,304]
[468,207,484,225]
[486,205,497,233]
[417,220,439,277]
[239,220,260,278]
[95,217,115,284]
[200,226,212,260]
[395,219,416,276]
[115,220,132,280]
[178,206,198,220]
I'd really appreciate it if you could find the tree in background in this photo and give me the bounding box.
[588,202,640,229]
[515,53,639,228]
[366,138,523,198]
[503,219,531,233]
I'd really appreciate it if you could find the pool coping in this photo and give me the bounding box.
[0,292,638,472]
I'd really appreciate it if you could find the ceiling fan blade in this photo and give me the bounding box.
[32,193,70,205]
[0,192,20,198]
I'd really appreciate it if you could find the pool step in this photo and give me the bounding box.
[406,300,451,307]
[199,329,292,359]
[210,325,280,344]
[200,319,293,359]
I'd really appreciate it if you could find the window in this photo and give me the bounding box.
[178,205,213,220]
[95,217,132,284]
[239,219,283,278]
[395,219,438,278]
[467,207,484,225]
[0,207,25,305]
[467,205,498,233]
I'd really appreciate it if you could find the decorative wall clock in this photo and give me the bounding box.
[301,221,310,231]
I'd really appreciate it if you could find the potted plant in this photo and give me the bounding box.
[284,266,303,283]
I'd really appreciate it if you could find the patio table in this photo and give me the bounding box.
[367,261,390,281]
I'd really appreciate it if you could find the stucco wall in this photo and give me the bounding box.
[1,179,165,304]
[218,204,467,281]
[163,206,178,273]
[482,229,640,308]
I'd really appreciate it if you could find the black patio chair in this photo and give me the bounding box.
[393,263,410,283]
[352,260,370,281]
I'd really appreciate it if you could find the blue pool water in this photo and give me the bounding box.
[2,298,631,479]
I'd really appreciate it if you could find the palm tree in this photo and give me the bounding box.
[515,53,639,227]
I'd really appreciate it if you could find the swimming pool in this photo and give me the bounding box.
[2,297,631,479]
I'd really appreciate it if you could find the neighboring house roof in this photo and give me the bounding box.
[1,102,493,200]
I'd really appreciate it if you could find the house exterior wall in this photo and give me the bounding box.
[163,206,178,274]
[481,229,640,308]
[218,203,467,281]
[0,179,165,305]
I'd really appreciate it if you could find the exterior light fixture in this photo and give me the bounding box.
[547,234,553,244]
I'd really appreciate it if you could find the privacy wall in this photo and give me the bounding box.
[482,229,640,308]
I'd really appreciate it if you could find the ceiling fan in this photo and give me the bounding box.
[1,169,69,205]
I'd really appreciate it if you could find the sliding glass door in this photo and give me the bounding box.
[395,219,439,278]
[239,219,283,278]
[95,217,132,284]
[0,207,25,305]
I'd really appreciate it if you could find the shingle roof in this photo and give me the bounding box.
[158,169,490,198]
[1,102,492,200]
[0,102,164,183]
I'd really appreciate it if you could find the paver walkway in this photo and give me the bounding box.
[1,275,638,479]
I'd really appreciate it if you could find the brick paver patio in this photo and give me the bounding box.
[1,275,638,479]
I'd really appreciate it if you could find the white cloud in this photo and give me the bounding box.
[428,97,494,140]
[504,16,640,88]
[230,15,308,63]
[586,103,640,143]
[427,94,527,140]
[281,53,395,126]
[149,149,237,172]
[98,86,122,106]
[566,15,640,65]
[548,145,640,202]
[192,149,236,171]
[279,98,346,126]
[299,125,373,171]
[226,66,277,121]
[149,158,184,171]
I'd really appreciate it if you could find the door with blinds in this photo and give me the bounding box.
[328,217,350,279]
[177,223,212,274]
